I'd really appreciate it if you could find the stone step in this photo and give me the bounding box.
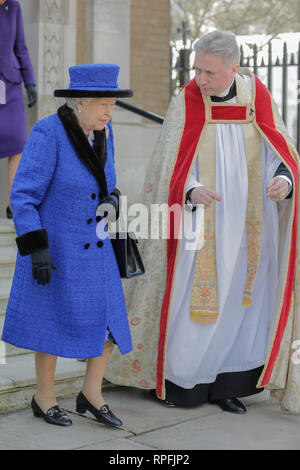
[0,220,16,246]
[0,264,15,280]
[0,297,8,317]
[0,219,16,250]
[0,219,15,232]
[0,278,12,316]
[0,220,16,282]
[0,353,88,413]
[0,220,17,311]
[0,246,17,266]
[0,233,16,247]
[0,316,32,358]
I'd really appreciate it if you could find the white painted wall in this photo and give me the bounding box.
[112,109,161,207]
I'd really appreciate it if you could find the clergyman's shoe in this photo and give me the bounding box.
[213,397,247,414]
[150,389,177,407]
[31,396,72,426]
[76,391,123,427]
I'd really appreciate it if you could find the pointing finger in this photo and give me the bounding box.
[206,189,222,201]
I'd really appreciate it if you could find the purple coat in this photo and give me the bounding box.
[0,0,35,85]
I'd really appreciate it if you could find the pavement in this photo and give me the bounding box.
[0,385,300,451]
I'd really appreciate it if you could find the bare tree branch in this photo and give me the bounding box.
[171,0,300,42]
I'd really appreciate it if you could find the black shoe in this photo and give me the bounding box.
[76,391,123,427]
[150,389,177,407]
[31,396,72,426]
[6,206,12,219]
[213,397,247,414]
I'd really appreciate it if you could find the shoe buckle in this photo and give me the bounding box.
[47,406,64,417]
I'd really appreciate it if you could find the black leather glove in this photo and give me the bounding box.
[98,194,119,221]
[31,249,57,285]
[25,84,38,108]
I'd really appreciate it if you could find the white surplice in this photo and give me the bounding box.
[165,77,284,389]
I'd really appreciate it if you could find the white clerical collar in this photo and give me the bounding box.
[216,79,235,98]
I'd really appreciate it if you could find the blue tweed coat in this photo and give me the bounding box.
[2,113,133,358]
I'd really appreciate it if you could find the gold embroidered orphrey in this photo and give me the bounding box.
[190,73,263,323]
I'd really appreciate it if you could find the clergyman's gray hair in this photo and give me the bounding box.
[193,30,240,66]
[65,97,93,111]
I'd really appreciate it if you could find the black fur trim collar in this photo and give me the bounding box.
[57,104,108,197]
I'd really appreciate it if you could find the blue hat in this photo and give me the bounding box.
[54,63,133,98]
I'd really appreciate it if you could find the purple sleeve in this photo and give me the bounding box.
[14,1,36,85]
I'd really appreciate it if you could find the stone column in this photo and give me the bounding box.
[36,0,77,120]
[19,0,39,131]
[86,0,131,89]
[19,0,77,120]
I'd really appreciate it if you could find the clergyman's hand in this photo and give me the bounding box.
[266,177,290,201]
[190,186,222,209]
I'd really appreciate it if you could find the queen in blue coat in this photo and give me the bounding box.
[2,64,134,428]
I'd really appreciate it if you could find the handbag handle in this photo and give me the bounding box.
[118,201,127,233]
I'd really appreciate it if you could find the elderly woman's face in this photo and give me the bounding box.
[76,97,116,133]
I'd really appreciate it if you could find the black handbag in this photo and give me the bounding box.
[110,232,145,279]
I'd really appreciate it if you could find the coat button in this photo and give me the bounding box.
[84,243,90,249]
[87,218,93,224]
[96,216,101,222]
[97,241,103,248]
[91,193,97,200]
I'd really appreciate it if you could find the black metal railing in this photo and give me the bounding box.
[240,41,300,152]
[240,42,300,144]
[115,100,164,124]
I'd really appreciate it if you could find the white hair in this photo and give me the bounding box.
[65,97,93,111]
[193,30,240,66]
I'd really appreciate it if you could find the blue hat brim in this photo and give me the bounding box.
[54,88,133,98]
